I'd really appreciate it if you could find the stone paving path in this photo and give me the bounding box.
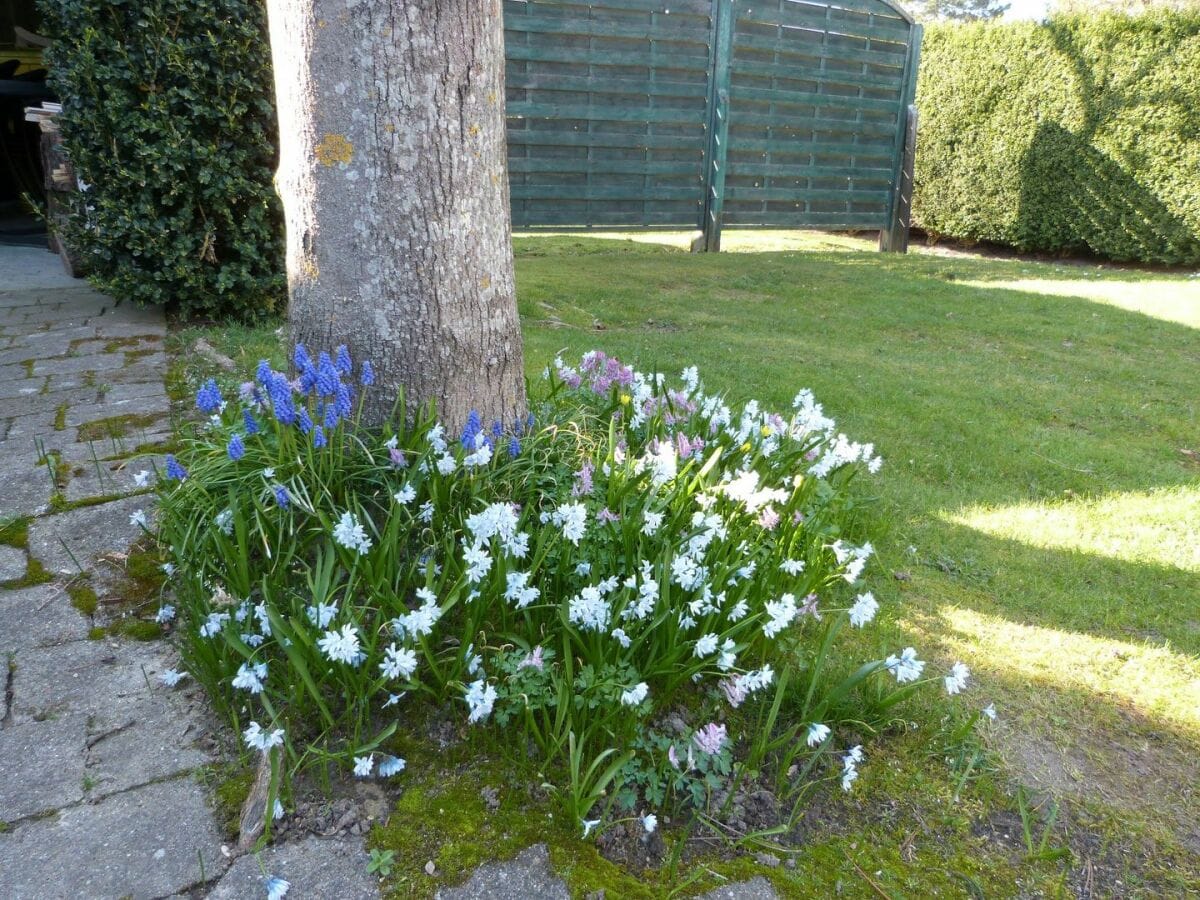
[0,247,777,899]
[0,248,378,900]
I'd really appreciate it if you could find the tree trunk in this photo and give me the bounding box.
[266,0,526,431]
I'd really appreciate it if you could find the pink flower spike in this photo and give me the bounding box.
[693,722,728,755]
[757,506,781,530]
[517,645,545,671]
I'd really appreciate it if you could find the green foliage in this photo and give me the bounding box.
[914,12,1200,265]
[40,0,284,317]
[155,344,941,840]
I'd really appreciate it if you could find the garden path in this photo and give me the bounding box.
[0,246,778,899]
[0,247,377,899]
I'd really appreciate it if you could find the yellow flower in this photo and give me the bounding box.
[740,441,752,453]
[761,425,773,437]
[619,393,632,405]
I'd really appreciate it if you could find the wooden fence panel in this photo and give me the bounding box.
[502,0,921,249]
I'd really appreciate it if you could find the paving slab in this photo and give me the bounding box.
[0,715,88,821]
[8,638,169,725]
[31,353,126,377]
[0,776,228,899]
[436,844,570,900]
[0,470,54,519]
[86,696,212,799]
[0,544,26,581]
[699,877,779,899]
[0,377,46,401]
[208,836,379,900]
[64,392,169,428]
[63,463,155,503]
[26,495,153,576]
[0,583,90,652]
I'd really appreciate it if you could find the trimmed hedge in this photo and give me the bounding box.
[41,0,284,317]
[913,13,1200,266]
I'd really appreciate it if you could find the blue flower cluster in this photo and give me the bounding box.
[244,343,374,447]
[459,408,535,459]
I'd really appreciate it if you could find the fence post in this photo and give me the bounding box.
[879,105,918,253]
[880,22,922,253]
[696,0,734,253]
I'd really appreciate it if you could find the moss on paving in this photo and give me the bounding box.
[0,517,30,549]
[0,558,53,590]
[76,412,166,443]
[67,579,99,616]
[203,762,256,840]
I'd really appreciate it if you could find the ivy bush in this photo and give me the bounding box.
[147,346,968,839]
[40,0,284,317]
[914,12,1200,266]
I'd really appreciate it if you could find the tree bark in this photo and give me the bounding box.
[266,0,526,431]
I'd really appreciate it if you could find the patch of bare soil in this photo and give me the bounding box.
[994,713,1200,856]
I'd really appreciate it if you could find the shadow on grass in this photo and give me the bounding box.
[517,236,1200,650]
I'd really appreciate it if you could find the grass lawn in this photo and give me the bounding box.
[171,231,1200,895]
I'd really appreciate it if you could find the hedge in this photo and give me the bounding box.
[40,0,284,317]
[913,12,1200,266]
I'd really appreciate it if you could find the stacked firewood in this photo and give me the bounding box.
[24,101,87,277]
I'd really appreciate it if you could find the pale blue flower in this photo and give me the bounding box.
[378,755,406,777]
[265,875,290,900]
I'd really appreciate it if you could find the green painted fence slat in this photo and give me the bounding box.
[507,72,710,98]
[507,102,706,125]
[729,83,902,114]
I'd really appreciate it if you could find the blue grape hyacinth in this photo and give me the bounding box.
[165,455,188,481]
[195,378,222,413]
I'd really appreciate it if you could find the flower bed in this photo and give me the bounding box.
[154,347,965,840]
